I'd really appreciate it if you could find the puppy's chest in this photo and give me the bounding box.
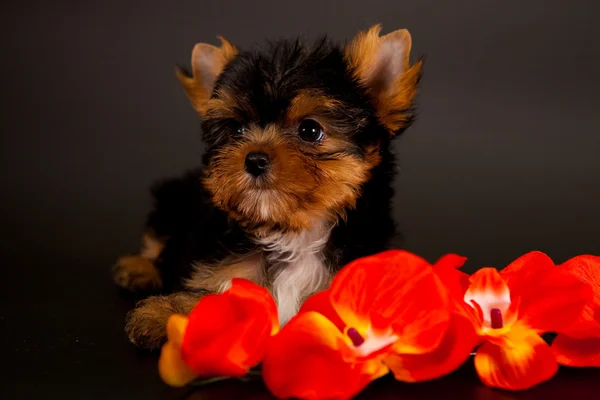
[257,227,333,325]
[187,225,334,324]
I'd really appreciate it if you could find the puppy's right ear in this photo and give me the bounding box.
[176,37,238,116]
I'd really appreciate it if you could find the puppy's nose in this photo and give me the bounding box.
[244,151,270,177]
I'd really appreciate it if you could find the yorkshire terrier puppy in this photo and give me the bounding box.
[113,25,423,349]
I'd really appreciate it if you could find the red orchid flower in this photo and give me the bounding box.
[439,251,592,390]
[158,278,279,387]
[551,255,600,367]
[261,250,478,400]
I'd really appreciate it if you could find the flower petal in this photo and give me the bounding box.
[330,250,450,354]
[228,278,280,335]
[299,290,345,332]
[499,251,555,292]
[464,268,511,328]
[166,314,188,346]
[552,334,600,367]
[452,297,484,334]
[384,310,478,382]
[262,311,388,400]
[158,340,197,387]
[432,253,470,300]
[558,255,600,338]
[474,323,558,390]
[497,252,592,333]
[182,279,277,377]
[516,268,592,333]
[433,253,468,270]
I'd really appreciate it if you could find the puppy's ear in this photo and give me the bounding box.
[345,25,423,135]
[176,37,238,116]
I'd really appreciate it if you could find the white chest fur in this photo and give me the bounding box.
[257,222,333,325]
[186,222,334,326]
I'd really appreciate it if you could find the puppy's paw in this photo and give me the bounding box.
[125,293,202,349]
[113,255,162,292]
[125,297,170,349]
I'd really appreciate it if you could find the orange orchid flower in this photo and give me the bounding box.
[158,278,279,387]
[441,251,593,390]
[262,250,478,400]
[551,255,600,367]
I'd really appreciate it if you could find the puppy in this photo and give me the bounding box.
[113,25,423,349]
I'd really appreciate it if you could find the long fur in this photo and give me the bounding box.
[260,220,333,324]
[115,26,422,349]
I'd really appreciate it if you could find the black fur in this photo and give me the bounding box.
[146,170,255,292]
[203,37,387,156]
[137,36,415,292]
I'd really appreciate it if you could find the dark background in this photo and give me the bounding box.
[1,0,599,398]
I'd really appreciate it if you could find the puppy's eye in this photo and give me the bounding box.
[230,121,245,135]
[298,119,324,143]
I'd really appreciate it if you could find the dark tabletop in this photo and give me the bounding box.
[2,0,600,399]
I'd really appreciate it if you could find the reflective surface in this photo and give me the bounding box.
[2,0,600,398]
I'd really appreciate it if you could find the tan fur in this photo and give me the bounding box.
[125,292,202,349]
[345,24,422,134]
[113,232,164,292]
[286,90,346,122]
[140,232,164,260]
[203,125,379,232]
[285,89,372,138]
[204,88,239,120]
[185,253,265,293]
[176,37,238,115]
[378,59,423,132]
[113,256,163,292]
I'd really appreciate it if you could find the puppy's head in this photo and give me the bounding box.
[177,25,422,233]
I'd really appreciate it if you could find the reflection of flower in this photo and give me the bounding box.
[158,278,279,387]
[448,251,592,390]
[261,250,478,399]
[551,255,600,367]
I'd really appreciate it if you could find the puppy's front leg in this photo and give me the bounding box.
[113,231,165,293]
[125,291,203,349]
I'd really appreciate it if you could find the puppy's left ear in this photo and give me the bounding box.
[176,37,238,116]
[345,25,423,135]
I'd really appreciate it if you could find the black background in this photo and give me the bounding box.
[1,0,599,398]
